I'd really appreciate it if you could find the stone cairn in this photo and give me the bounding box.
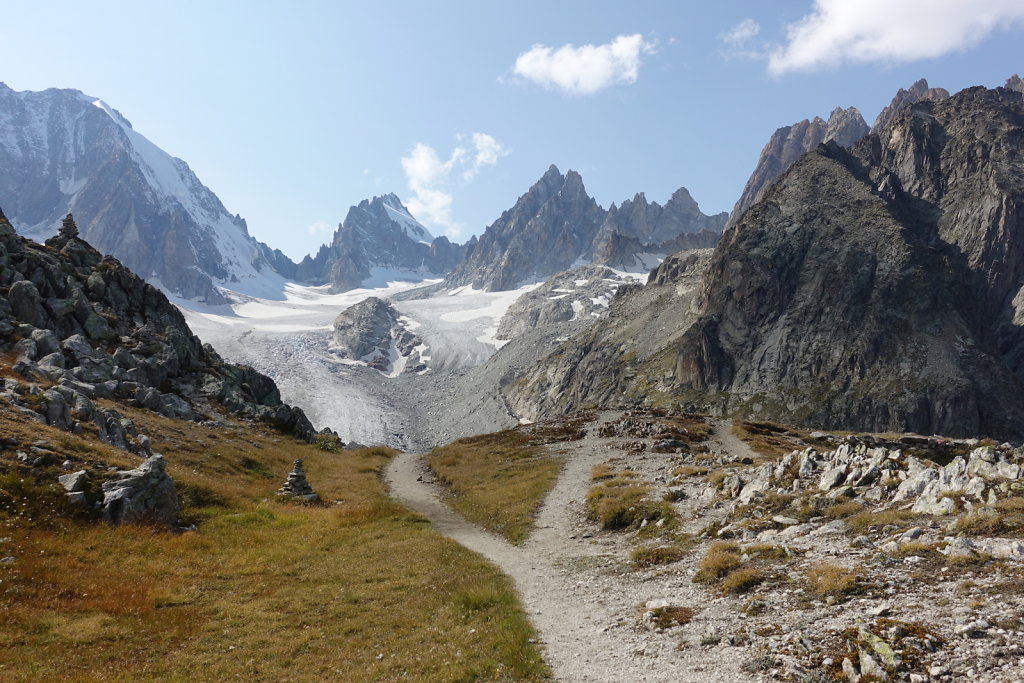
[59,213,79,239]
[277,459,318,501]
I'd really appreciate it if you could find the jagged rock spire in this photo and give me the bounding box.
[277,459,317,500]
[60,213,79,239]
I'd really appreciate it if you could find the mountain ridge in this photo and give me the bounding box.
[0,83,294,304]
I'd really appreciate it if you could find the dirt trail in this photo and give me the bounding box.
[385,415,758,682]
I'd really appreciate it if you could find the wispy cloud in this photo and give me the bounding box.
[306,220,334,235]
[401,133,508,237]
[718,18,765,61]
[511,34,656,96]
[767,0,1024,76]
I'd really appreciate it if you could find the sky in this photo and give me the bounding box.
[3,1,1023,261]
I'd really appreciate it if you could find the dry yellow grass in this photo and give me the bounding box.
[0,403,549,681]
[427,416,588,544]
[585,470,676,532]
[805,563,864,600]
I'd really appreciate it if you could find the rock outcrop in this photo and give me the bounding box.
[725,106,868,229]
[101,454,180,526]
[1008,74,1024,94]
[330,297,426,376]
[0,83,293,303]
[509,85,1024,439]
[668,86,1024,437]
[0,210,315,440]
[495,266,634,340]
[505,250,714,419]
[297,194,466,292]
[444,166,723,292]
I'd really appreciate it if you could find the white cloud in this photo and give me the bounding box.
[722,18,761,45]
[718,18,765,60]
[306,220,333,235]
[512,34,656,96]
[768,0,1024,76]
[401,133,508,236]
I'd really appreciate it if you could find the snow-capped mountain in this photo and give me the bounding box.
[0,83,294,303]
[297,193,465,292]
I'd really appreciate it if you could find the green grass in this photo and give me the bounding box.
[0,402,550,681]
[427,416,587,544]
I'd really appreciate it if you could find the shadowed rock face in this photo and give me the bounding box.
[445,165,724,292]
[725,106,869,230]
[509,85,1024,439]
[674,86,1024,438]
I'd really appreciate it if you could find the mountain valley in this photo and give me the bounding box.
[3,72,1024,683]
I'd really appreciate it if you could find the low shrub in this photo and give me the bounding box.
[805,563,863,599]
[631,545,687,568]
[720,567,766,594]
[693,541,742,584]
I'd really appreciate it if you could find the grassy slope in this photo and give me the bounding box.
[0,403,549,682]
[427,416,591,545]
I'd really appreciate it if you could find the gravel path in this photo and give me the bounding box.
[385,415,758,682]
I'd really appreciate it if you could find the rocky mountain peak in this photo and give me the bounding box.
[509,84,1024,439]
[297,192,461,292]
[622,85,1024,438]
[725,106,869,228]
[0,84,295,304]
[1007,74,1024,94]
[871,77,950,132]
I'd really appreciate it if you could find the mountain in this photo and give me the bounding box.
[0,83,294,304]
[443,165,724,292]
[725,106,868,229]
[1008,74,1024,94]
[0,209,314,440]
[871,77,950,132]
[297,193,466,292]
[508,85,1024,439]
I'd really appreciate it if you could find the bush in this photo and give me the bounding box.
[720,567,766,594]
[313,432,344,452]
[631,545,686,569]
[693,541,742,584]
[649,605,697,629]
[805,563,863,599]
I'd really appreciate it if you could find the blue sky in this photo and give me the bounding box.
[3,1,1023,260]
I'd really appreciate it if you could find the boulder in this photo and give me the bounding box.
[58,470,88,493]
[101,454,179,527]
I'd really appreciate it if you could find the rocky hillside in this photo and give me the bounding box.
[725,106,868,229]
[297,194,466,292]
[508,84,1024,440]
[0,83,293,304]
[505,250,714,419]
[0,209,314,443]
[444,165,724,292]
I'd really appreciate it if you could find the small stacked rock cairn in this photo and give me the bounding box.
[277,459,318,501]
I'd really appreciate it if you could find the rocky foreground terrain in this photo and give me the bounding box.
[0,207,314,462]
[392,410,1024,682]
